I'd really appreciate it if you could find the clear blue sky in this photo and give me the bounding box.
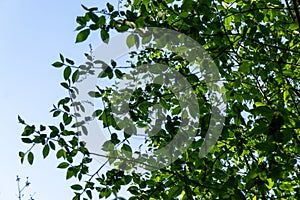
[0,0,109,199]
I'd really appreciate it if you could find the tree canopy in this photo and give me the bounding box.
[19,0,300,199]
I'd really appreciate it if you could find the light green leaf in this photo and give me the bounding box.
[76,29,90,43]
[126,34,135,48]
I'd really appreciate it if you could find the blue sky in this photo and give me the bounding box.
[0,0,109,199]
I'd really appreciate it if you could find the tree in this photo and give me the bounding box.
[19,0,300,199]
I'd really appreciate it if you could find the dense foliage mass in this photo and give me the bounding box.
[19,0,300,199]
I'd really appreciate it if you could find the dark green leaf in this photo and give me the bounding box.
[52,62,64,68]
[28,152,34,165]
[19,151,25,164]
[66,58,75,65]
[86,190,92,199]
[115,69,123,78]
[60,82,69,89]
[18,115,25,124]
[64,66,72,80]
[106,3,114,12]
[43,144,50,158]
[72,70,79,83]
[59,54,65,62]
[49,141,55,150]
[22,138,32,144]
[71,184,83,191]
[100,29,109,43]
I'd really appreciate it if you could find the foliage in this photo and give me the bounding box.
[19,0,300,199]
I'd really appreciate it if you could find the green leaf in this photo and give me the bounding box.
[135,17,146,28]
[126,34,135,48]
[111,59,117,67]
[75,24,85,31]
[18,115,25,124]
[100,29,109,43]
[66,58,75,65]
[111,133,120,145]
[76,16,87,25]
[49,141,56,150]
[21,125,35,136]
[71,184,83,191]
[72,70,80,83]
[43,144,50,158]
[60,82,69,89]
[49,125,59,133]
[22,138,32,144]
[76,29,90,43]
[66,167,74,179]
[40,125,46,131]
[28,152,34,165]
[265,178,274,189]
[289,23,298,30]
[63,113,72,125]
[159,98,170,110]
[98,16,106,27]
[57,162,69,169]
[254,102,266,107]
[86,190,92,199]
[88,91,101,98]
[59,54,65,62]
[90,23,99,31]
[88,12,99,23]
[102,140,114,151]
[172,106,181,115]
[52,62,64,68]
[56,149,67,159]
[53,110,61,117]
[283,90,289,102]
[64,66,72,80]
[72,193,80,200]
[181,0,193,11]
[128,186,139,195]
[115,69,123,78]
[81,126,88,135]
[106,3,114,12]
[19,151,25,164]
[81,4,89,11]
[168,185,182,198]
[239,61,251,73]
[122,144,132,153]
